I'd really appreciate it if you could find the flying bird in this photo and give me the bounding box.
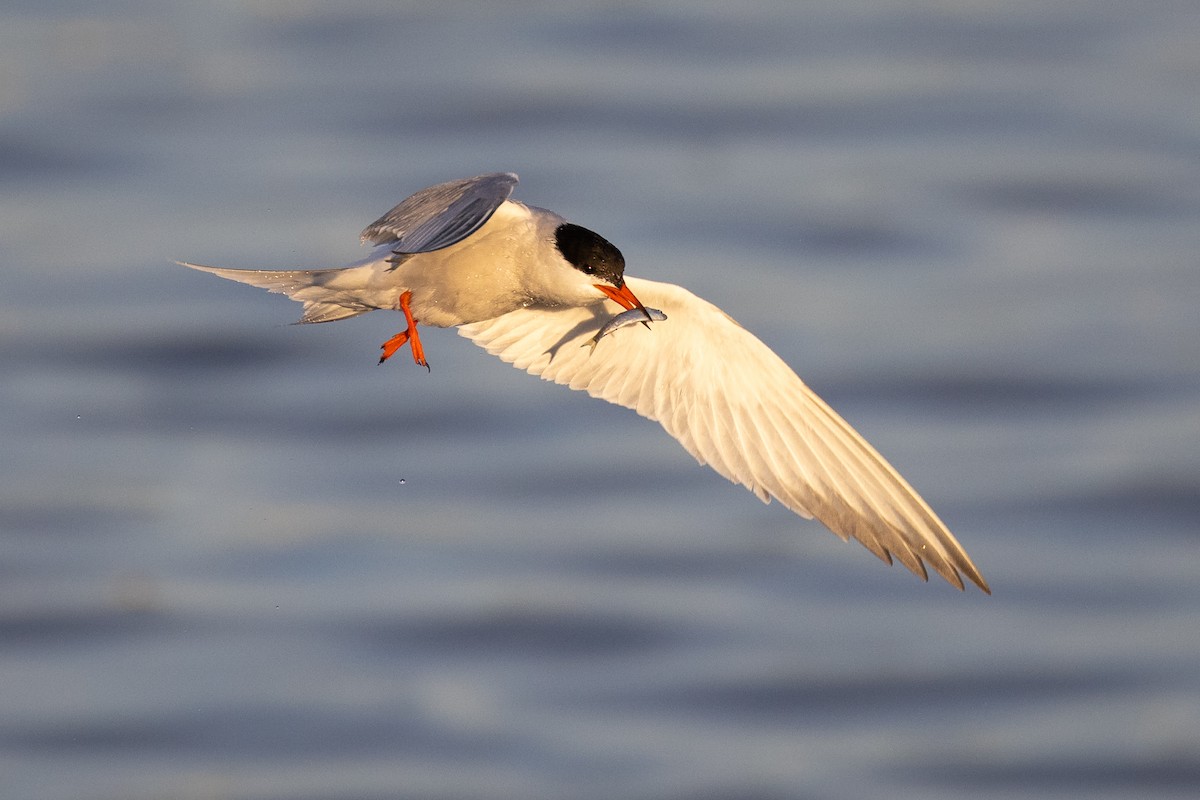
[182,172,989,593]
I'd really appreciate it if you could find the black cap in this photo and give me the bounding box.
[554,223,626,287]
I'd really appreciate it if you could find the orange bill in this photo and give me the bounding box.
[594,282,653,322]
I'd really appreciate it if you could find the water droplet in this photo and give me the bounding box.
[398,478,406,485]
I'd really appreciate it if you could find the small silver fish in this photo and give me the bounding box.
[585,306,667,353]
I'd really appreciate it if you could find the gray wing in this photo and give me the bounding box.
[359,172,519,253]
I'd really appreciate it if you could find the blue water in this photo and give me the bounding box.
[2,2,1198,798]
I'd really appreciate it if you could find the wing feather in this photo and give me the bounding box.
[460,276,989,593]
[359,173,519,252]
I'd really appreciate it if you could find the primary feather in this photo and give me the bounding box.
[460,277,990,593]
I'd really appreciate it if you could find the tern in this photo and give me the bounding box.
[182,172,989,593]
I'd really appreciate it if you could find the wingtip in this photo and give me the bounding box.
[946,552,992,595]
[928,554,993,594]
[942,563,991,595]
[178,260,218,272]
[894,542,992,594]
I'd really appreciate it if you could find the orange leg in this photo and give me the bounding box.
[378,290,429,370]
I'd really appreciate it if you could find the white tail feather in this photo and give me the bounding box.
[179,261,375,324]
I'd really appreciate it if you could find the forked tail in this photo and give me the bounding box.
[179,261,373,324]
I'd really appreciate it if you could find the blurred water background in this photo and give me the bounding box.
[2,2,1199,798]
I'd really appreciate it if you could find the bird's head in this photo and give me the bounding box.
[554,222,649,315]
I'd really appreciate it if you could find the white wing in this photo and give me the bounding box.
[460,277,989,593]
